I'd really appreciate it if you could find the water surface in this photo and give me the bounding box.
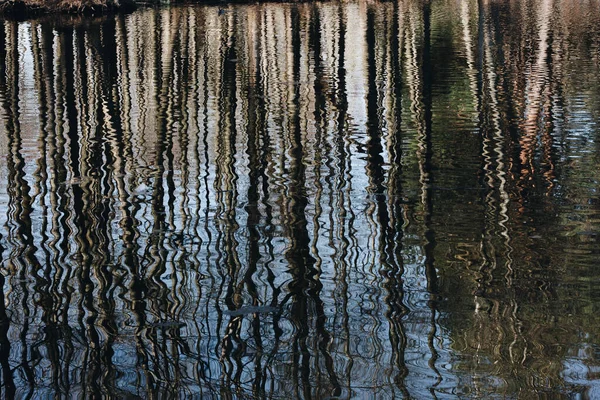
[1,0,600,397]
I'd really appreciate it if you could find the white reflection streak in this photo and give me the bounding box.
[460,0,479,117]
[520,0,552,170]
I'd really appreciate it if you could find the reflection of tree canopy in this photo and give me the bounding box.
[0,0,599,397]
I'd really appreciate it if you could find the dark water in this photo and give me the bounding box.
[0,0,599,397]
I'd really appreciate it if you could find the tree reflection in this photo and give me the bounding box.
[0,0,599,397]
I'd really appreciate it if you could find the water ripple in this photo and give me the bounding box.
[0,0,599,397]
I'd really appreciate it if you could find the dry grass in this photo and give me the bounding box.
[0,0,135,17]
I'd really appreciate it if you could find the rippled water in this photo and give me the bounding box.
[0,0,599,397]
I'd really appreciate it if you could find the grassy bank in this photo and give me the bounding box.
[0,0,136,18]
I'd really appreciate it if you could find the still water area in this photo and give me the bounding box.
[0,0,599,397]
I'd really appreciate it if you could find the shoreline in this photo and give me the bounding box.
[0,0,137,19]
[0,0,322,19]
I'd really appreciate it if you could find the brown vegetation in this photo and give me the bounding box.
[0,0,135,18]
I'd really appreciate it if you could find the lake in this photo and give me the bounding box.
[0,0,599,397]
